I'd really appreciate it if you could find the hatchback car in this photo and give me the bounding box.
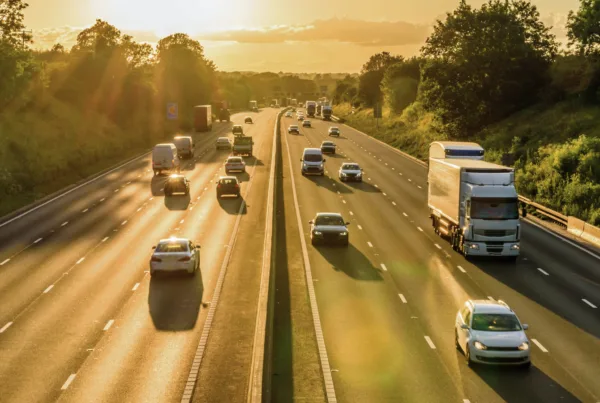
[164,174,190,196]
[455,300,531,368]
[225,156,246,173]
[232,125,244,135]
[288,125,300,134]
[150,237,200,276]
[321,141,336,154]
[339,163,363,182]
[285,111,293,118]
[297,115,305,121]
[328,127,340,137]
[302,120,311,128]
[216,137,231,150]
[309,213,350,246]
[244,116,253,124]
[216,176,241,198]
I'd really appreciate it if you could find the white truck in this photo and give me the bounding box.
[322,105,333,120]
[249,100,258,112]
[428,158,521,260]
[429,141,484,160]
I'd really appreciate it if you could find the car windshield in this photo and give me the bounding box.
[330,128,338,131]
[322,143,334,147]
[156,241,189,253]
[228,158,242,163]
[315,215,345,226]
[472,313,522,331]
[304,154,322,162]
[343,164,360,170]
[220,179,237,185]
[218,138,229,142]
[471,198,519,220]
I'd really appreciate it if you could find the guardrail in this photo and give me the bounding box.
[518,195,568,227]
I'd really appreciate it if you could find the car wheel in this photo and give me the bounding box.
[150,269,156,277]
[455,331,461,352]
[236,192,241,198]
[311,238,317,246]
[521,361,531,370]
[465,346,474,367]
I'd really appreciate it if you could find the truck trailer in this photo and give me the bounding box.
[193,105,212,132]
[306,101,316,117]
[322,105,333,120]
[428,158,520,260]
[429,141,484,160]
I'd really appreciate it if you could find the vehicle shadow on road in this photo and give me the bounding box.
[234,171,251,183]
[305,175,354,195]
[181,157,196,171]
[345,180,381,193]
[315,243,383,281]
[164,194,190,210]
[151,176,167,196]
[468,360,581,402]
[217,197,246,215]
[148,270,204,331]
[244,156,264,167]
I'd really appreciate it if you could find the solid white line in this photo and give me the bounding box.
[61,221,68,226]
[0,258,10,266]
[424,336,436,349]
[457,265,466,273]
[367,242,373,248]
[34,238,43,244]
[398,294,407,303]
[76,257,85,264]
[61,374,76,390]
[82,208,88,213]
[532,338,548,352]
[380,263,387,271]
[403,212,408,217]
[417,227,423,232]
[582,299,597,309]
[0,322,13,333]
[132,283,140,291]
[537,268,549,276]
[525,219,600,261]
[121,220,127,225]
[392,201,397,206]
[43,285,54,293]
[357,225,363,230]
[102,237,109,242]
[434,243,442,250]
[103,319,114,331]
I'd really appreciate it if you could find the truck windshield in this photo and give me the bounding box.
[445,149,484,157]
[471,198,519,220]
[234,137,252,144]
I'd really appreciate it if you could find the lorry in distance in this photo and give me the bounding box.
[306,101,317,117]
[194,105,212,132]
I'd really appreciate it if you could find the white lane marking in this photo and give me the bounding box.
[342,200,346,204]
[582,299,597,309]
[408,179,412,182]
[399,172,403,176]
[367,242,374,248]
[102,237,109,243]
[76,257,85,264]
[374,185,379,188]
[121,220,127,226]
[403,212,408,217]
[82,208,88,213]
[383,193,387,196]
[392,201,397,206]
[114,189,119,193]
[126,181,131,185]
[464,400,471,403]
[180,219,185,224]
[336,191,340,195]
[1,258,10,266]
[61,221,69,227]
[525,219,600,261]
[457,265,466,273]
[434,243,442,250]
[424,336,436,349]
[392,167,395,170]
[34,238,43,244]
[349,211,354,216]
[358,225,363,230]
[137,174,141,178]
[137,207,142,212]
[0,322,13,333]
[103,319,114,331]
[537,268,549,276]
[398,294,407,303]
[380,263,388,271]
[385,162,388,166]
[61,374,77,390]
[487,296,495,301]
[149,197,153,201]
[532,339,548,352]
[43,285,54,294]
[100,198,106,202]
[132,283,140,291]
[417,227,423,232]
[368,177,372,181]
[418,186,422,189]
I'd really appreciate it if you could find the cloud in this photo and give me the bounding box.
[202,18,430,47]
[542,12,569,43]
[32,26,161,50]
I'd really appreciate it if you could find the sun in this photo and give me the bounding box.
[96,0,254,36]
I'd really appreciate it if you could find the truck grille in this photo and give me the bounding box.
[475,229,516,237]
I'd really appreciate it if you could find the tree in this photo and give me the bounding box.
[420,0,557,138]
[333,75,358,104]
[381,58,421,114]
[567,0,600,56]
[358,52,403,106]
[0,0,32,47]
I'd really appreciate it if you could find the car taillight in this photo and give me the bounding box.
[178,256,191,262]
[235,184,239,188]
[217,183,222,188]
[151,256,162,262]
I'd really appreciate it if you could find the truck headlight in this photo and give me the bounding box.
[313,231,322,235]
[474,341,487,350]
[469,243,480,250]
[339,232,348,236]
[510,244,520,250]
[518,342,529,351]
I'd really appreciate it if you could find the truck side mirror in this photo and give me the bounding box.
[521,204,527,217]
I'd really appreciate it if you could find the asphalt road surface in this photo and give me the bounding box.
[0,109,277,403]
[278,112,600,403]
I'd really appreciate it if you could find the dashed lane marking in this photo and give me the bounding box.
[417,227,423,232]
[1,258,10,266]
[402,212,408,217]
[349,211,354,216]
[61,221,69,227]
[398,294,407,303]
[434,244,442,250]
[457,265,466,273]
[582,299,597,309]
[424,336,436,349]
[76,257,85,264]
[132,283,140,291]
[102,237,109,242]
[537,268,549,276]
[121,220,127,226]
[61,374,76,390]
[34,238,43,244]
[43,285,54,294]
[358,225,363,230]
[82,208,88,213]
[380,264,387,271]
[103,319,114,331]
[0,322,13,333]
[532,339,548,352]
[367,242,373,248]
[392,201,397,206]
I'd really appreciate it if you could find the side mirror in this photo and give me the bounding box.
[323,159,327,163]
[460,324,469,330]
[308,220,314,224]
[345,222,350,225]
[522,324,529,330]
[195,245,201,249]
[152,246,156,249]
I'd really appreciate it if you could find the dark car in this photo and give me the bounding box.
[328,127,340,137]
[321,141,336,154]
[164,174,190,196]
[216,176,240,198]
[244,116,253,124]
[302,120,311,128]
[309,213,350,246]
[232,125,244,135]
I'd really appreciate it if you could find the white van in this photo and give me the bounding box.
[152,143,180,176]
[173,136,194,159]
[300,148,325,176]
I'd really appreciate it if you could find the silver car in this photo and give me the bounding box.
[455,300,531,368]
[309,213,350,246]
[216,137,231,150]
[225,156,246,173]
[339,162,363,182]
[150,238,200,277]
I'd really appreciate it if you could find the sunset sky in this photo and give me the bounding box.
[25,0,579,72]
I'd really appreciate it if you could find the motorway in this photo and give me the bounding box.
[276,111,600,402]
[0,109,277,403]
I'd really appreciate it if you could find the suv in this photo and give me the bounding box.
[328,127,340,137]
[216,176,240,198]
[309,213,350,246]
[216,137,231,150]
[164,174,190,196]
[321,141,336,154]
[232,125,244,135]
[455,300,531,368]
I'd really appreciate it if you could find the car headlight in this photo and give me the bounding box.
[339,232,348,236]
[356,172,362,177]
[313,231,322,235]
[510,244,520,250]
[474,341,487,350]
[469,243,480,250]
[518,342,529,351]
[340,172,347,177]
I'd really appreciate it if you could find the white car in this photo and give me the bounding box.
[150,238,200,276]
[285,111,293,118]
[225,156,246,173]
[339,162,363,182]
[455,300,531,368]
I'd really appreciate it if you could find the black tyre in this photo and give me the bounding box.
[455,331,461,352]
[521,361,531,370]
[311,238,317,246]
[466,347,474,367]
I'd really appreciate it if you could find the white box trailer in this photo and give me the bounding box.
[429,141,484,160]
[428,158,520,260]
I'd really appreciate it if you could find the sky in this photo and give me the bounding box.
[24,0,579,73]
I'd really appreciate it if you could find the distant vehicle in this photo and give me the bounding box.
[272,99,279,108]
[429,141,484,160]
[216,176,241,198]
[285,111,293,118]
[216,137,231,150]
[428,157,520,259]
[193,105,212,132]
[316,104,322,116]
[249,100,258,112]
[218,108,231,122]
[232,135,253,157]
[309,213,350,246]
[173,136,194,159]
[298,115,305,121]
[306,101,317,117]
[244,116,253,124]
[322,105,333,120]
[291,98,297,106]
[328,127,340,137]
[288,125,300,134]
[300,148,325,176]
[164,174,190,196]
[455,300,530,368]
[320,141,336,154]
[150,237,200,277]
[152,143,180,176]
[225,156,246,173]
[302,120,311,128]
[232,125,244,135]
[339,163,362,182]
